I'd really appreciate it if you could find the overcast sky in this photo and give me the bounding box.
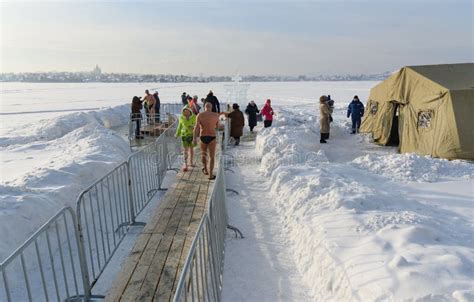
[1,0,472,75]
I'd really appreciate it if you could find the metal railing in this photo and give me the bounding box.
[75,162,131,289]
[0,207,89,302]
[173,152,228,301]
[1,120,181,301]
[75,121,179,291]
[129,103,182,145]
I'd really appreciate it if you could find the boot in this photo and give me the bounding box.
[320,134,327,144]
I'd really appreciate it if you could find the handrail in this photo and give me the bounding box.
[0,207,90,302]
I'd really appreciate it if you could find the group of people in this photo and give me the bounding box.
[181,90,221,114]
[176,92,275,179]
[319,95,365,143]
[131,89,161,139]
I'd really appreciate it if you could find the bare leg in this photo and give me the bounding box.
[208,140,217,178]
[190,146,195,167]
[200,142,208,174]
[183,147,189,171]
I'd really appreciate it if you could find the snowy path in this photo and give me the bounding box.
[222,139,313,302]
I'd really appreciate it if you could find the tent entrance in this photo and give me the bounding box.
[387,102,400,146]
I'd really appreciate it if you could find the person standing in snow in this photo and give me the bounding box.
[245,100,260,132]
[260,99,274,128]
[319,95,331,143]
[176,107,196,172]
[153,91,161,123]
[205,90,221,113]
[222,103,245,145]
[131,96,144,139]
[347,95,365,134]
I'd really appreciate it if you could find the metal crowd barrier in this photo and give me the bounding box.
[75,120,179,291]
[129,103,182,146]
[75,162,131,288]
[0,207,89,302]
[173,154,228,301]
[1,120,181,302]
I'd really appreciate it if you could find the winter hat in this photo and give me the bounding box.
[266,99,271,104]
[320,95,328,103]
[232,103,239,109]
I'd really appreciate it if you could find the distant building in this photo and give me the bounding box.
[92,65,102,79]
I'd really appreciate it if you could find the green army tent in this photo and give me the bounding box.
[360,63,474,160]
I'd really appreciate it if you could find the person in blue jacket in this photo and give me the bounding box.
[347,95,365,134]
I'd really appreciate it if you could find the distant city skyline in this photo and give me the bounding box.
[1,1,472,75]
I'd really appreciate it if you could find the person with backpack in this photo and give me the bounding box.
[260,99,274,128]
[175,107,196,172]
[347,95,365,134]
[245,100,260,132]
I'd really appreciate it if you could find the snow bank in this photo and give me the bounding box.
[0,106,131,261]
[256,106,474,301]
[352,153,474,182]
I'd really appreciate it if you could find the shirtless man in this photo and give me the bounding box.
[193,102,220,180]
[143,90,155,121]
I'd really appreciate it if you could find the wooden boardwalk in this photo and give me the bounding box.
[106,164,214,301]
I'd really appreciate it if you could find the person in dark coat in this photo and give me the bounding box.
[245,100,260,132]
[347,95,365,134]
[181,92,188,106]
[131,96,144,139]
[205,90,221,113]
[153,91,161,123]
[223,103,245,146]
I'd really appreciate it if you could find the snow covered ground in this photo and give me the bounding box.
[222,101,474,301]
[2,80,471,300]
[0,81,374,261]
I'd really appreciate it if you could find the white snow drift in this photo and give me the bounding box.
[253,106,474,301]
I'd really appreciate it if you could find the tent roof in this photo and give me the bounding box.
[407,63,474,91]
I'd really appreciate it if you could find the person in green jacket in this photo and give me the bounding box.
[175,107,196,172]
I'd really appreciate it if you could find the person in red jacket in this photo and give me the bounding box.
[260,99,274,128]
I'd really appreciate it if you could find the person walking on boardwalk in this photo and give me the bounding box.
[319,95,331,144]
[131,96,144,139]
[144,90,155,122]
[153,91,161,123]
[260,99,274,128]
[193,102,220,180]
[223,103,245,146]
[245,100,260,132]
[205,90,221,113]
[176,107,196,172]
[347,95,365,134]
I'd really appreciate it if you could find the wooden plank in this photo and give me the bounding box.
[118,233,164,301]
[143,169,188,234]
[136,168,200,301]
[105,233,151,302]
[107,157,219,301]
[130,234,174,302]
